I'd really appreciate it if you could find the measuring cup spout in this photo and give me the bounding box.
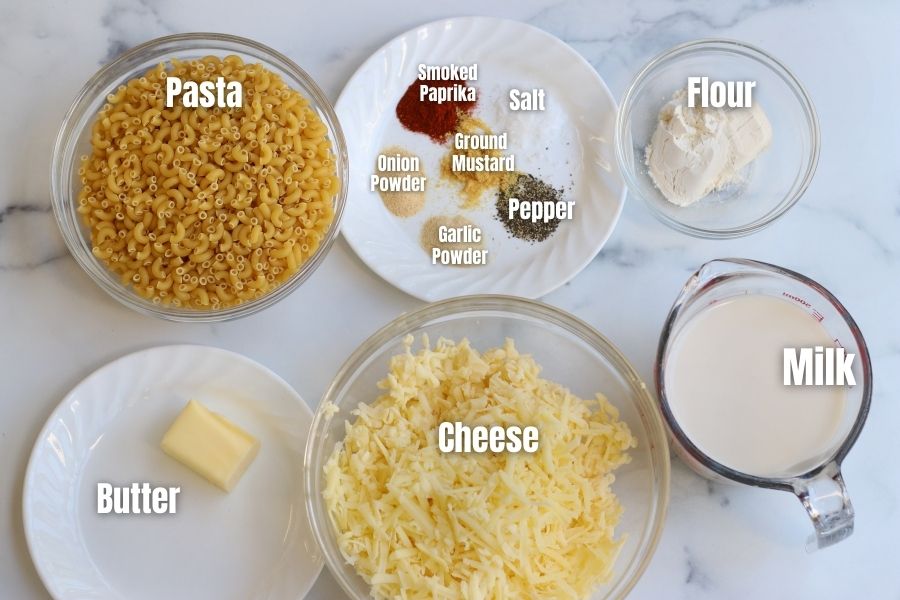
[793,461,854,551]
[674,258,775,306]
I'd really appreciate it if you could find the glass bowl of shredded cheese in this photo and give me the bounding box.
[51,33,348,321]
[305,295,670,600]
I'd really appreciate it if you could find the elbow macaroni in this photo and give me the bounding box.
[77,55,338,309]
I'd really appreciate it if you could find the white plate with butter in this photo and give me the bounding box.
[337,16,625,301]
[23,345,320,600]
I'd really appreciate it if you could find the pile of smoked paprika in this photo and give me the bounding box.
[395,79,477,143]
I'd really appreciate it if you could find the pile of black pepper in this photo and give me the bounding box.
[495,173,565,243]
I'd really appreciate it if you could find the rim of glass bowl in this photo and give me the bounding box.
[614,38,820,239]
[50,33,348,322]
[304,294,671,600]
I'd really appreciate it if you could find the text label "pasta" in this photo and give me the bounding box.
[165,76,243,109]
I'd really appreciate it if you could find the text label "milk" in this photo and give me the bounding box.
[783,346,856,386]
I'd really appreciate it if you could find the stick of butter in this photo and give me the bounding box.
[161,400,260,492]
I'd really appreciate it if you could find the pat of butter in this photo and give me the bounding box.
[161,400,260,492]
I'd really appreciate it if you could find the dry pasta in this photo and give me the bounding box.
[77,55,338,309]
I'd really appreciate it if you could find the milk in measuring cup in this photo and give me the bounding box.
[665,294,846,477]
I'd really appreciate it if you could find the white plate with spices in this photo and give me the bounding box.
[23,345,320,600]
[337,16,626,301]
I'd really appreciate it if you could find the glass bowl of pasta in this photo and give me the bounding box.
[51,33,348,321]
[305,295,670,600]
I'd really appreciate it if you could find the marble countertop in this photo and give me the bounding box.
[2,0,898,598]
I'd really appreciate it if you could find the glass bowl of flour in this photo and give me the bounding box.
[615,39,819,238]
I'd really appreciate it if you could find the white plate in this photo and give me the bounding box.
[23,345,321,600]
[337,16,625,301]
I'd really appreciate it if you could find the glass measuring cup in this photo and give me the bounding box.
[655,258,872,549]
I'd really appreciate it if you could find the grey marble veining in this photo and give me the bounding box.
[1,0,898,598]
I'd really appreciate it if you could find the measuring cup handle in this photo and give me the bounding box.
[793,461,854,551]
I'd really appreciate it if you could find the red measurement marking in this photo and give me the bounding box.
[812,310,825,322]
[782,291,812,307]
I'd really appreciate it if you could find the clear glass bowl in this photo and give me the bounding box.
[305,295,670,599]
[51,33,348,321]
[615,39,819,238]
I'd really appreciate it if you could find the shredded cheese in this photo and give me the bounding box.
[323,336,635,599]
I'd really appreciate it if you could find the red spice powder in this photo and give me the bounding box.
[395,78,477,143]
